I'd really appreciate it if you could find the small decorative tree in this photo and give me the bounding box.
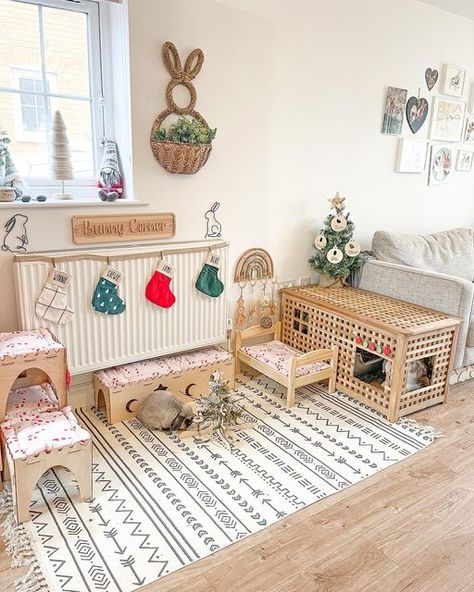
[196,371,244,442]
[51,110,73,200]
[309,192,363,288]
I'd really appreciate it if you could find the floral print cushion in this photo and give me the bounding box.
[6,383,58,423]
[1,406,90,460]
[96,346,233,389]
[241,340,329,377]
[0,329,62,360]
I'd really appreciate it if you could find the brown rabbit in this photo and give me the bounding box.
[138,388,194,431]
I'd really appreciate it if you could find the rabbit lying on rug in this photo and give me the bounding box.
[138,389,194,431]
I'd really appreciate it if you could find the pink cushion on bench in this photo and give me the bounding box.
[95,346,233,389]
[6,383,58,423]
[0,329,62,361]
[241,340,329,377]
[1,406,90,460]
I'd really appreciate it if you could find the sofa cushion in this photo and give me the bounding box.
[467,314,474,348]
[372,228,474,282]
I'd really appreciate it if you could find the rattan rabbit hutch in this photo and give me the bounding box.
[280,286,460,422]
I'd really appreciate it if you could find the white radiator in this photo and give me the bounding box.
[13,240,229,375]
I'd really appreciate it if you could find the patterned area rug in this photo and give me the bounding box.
[1,374,439,592]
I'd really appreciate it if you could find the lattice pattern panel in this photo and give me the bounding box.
[281,289,458,420]
[288,287,449,331]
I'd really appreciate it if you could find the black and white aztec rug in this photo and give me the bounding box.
[1,374,440,592]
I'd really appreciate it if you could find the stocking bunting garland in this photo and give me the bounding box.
[146,258,176,308]
[196,252,224,298]
[35,268,74,324]
[91,266,126,315]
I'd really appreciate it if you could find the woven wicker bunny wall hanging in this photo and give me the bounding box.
[150,41,216,175]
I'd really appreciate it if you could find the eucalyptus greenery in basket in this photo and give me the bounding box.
[154,116,217,145]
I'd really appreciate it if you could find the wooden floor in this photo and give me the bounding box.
[1,380,474,592]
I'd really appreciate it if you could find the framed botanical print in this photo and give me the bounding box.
[430,97,466,142]
[455,149,474,172]
[464,114,474,144]
[428,144,454,186]
[395,139,428,173]
[441,64,466,97]
[381,86,407,135]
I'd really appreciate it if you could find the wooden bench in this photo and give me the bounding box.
[94,346,235,424]
[235,323,338,407]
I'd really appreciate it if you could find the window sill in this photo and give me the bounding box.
[0,199,149,210]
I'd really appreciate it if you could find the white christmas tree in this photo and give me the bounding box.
[51,110,73,200]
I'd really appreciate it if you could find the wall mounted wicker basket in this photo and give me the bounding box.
[150,41,212,175]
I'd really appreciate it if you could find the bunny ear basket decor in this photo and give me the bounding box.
[150,41,216,175]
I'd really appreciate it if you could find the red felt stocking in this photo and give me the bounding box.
[145,259,176,308]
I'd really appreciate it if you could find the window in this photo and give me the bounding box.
[0,0,108,195]
[19,76,51,133]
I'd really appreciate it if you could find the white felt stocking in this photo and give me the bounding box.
[35,268,74,324]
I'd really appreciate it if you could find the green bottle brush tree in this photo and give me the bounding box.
[309,192,364,287]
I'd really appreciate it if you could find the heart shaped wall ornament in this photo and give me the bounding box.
[425,68,439,91]
[406,96,429,134]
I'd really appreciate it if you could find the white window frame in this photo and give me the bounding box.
[1,0,112,197]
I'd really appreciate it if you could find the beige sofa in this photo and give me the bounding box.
[358,227,474,384]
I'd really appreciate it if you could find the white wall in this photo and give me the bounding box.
[1,0,473,332]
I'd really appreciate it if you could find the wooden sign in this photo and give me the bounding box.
[72,213,175,244]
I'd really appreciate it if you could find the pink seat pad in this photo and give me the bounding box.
[0,329,62,360]
[1,406,90,460]
[6,383,58,423]
[96,346,233,389]
[241,340,329,378]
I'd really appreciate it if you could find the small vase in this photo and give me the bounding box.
[318,273,346,288]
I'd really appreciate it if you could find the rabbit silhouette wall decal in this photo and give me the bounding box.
[2,214,29,252]
[204,202,222,238]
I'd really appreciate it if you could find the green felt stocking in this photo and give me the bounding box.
[92,266,126,315]
[196,263,224,298]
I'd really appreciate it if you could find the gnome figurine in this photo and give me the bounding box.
[97,139,123,201]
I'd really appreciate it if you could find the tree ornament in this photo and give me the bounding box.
[314,233,327,250]
[330,214,348,232]
[328,191,346,210]
[345,240,361,257]
[327,247,343,264]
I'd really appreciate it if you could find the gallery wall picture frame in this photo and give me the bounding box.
[395,139,428,173]
[381,86,407,135]
[441,63,466,97]
[464,114,474,144]
[455,149,474,172]
[469,82,474,112]
[430,97,466,142]
[428,144,454,186]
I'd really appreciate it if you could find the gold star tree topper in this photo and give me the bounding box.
[328,191,346,210]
